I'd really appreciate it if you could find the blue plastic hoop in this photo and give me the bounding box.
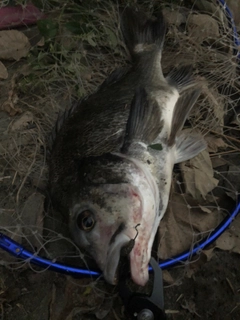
[217,0,240,58]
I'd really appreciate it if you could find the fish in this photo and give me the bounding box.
[49,7,207,286]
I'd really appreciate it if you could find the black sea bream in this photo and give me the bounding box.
[49,8,206,286]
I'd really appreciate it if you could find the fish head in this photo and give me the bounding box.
[69,182,143,284]
[68,153,159,286]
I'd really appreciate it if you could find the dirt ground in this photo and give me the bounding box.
[1,250,240,319]
[1,1,240,319]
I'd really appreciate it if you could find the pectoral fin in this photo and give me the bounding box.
[166,65,197,93]
[174,130,207,164]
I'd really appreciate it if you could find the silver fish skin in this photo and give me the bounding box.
[49,8,206,286]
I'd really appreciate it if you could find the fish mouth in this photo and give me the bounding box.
[103,231,132,285]
[103,229,151,286]
[103,224,151,286]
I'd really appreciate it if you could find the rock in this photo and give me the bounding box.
[162,8,186,27]
[0,61,8,79]
[187,14,220,44]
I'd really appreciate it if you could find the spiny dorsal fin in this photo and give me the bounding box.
[48,98,82,151]
[168,88,201,146]
[99,66,130,90]
[122,88,162,152]
[166,65,197,93]
[120,7,166,58]
[174,130,207,163]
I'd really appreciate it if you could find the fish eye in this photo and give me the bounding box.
[76,210,95,232]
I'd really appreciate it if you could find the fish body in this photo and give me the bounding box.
[49,8,206,286]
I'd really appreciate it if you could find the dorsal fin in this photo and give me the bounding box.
[168,88,201,146]
[122,88,162,152]
[48,99,81,150]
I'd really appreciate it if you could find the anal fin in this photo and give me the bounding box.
[121,88,162,153]
[168,88,201,146]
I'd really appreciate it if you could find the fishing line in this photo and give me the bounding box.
[0,0,240,277]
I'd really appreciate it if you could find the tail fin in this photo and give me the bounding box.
[120,7,166,58]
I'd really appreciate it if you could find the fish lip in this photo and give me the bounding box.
[103,232,131,285]
[129,249,150,286]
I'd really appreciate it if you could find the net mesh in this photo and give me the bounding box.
[0,0,240,318]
